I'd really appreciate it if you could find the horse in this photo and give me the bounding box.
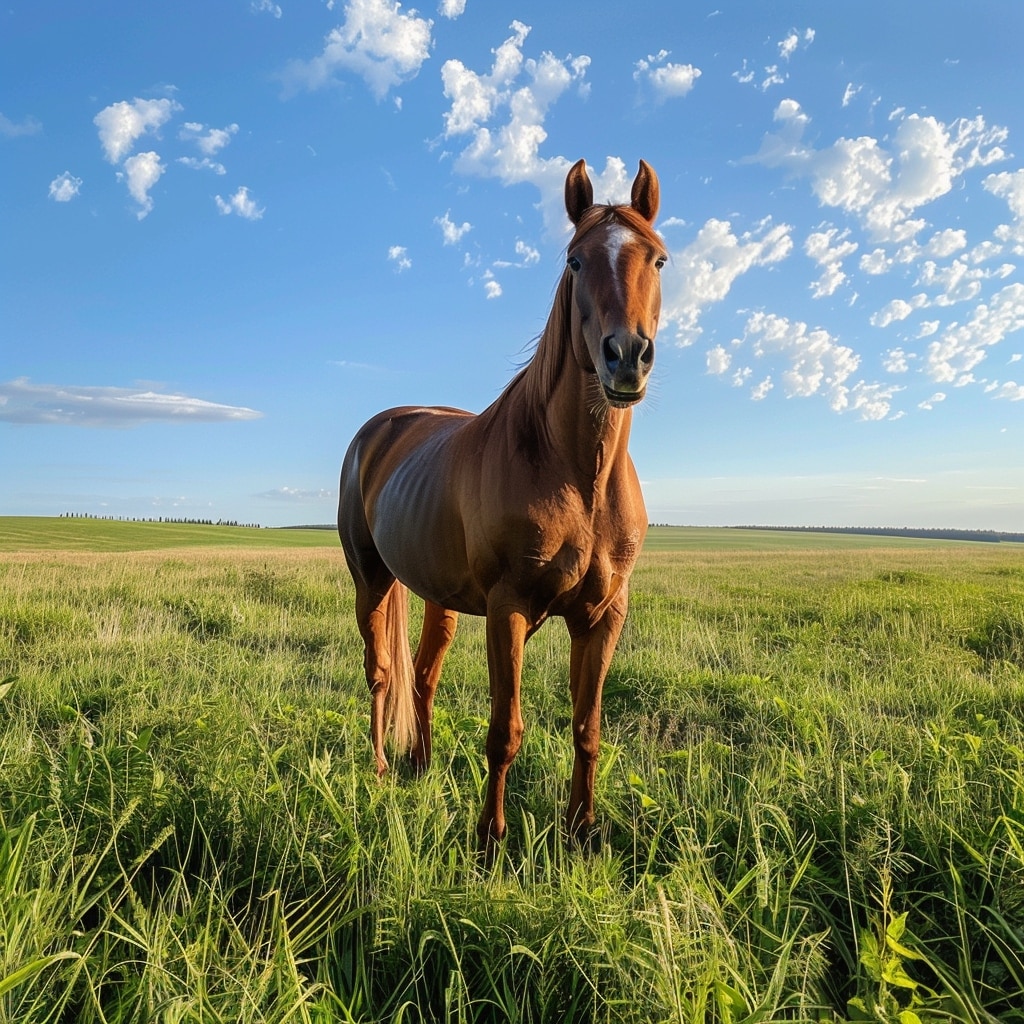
[338,158,665,851]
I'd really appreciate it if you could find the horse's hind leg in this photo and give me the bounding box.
[411,601,458,771]
[353,571,399,776]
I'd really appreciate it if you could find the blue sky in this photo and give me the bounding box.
[3,0,1024,529]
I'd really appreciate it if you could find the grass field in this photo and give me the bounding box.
[2,518,1024,1021]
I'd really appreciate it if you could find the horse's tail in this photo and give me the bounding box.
[385,582,418,756]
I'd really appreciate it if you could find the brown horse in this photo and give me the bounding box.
[338,158,665,850]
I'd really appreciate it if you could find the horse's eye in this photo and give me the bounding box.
[654,256,667,270]
[567,256,582,272]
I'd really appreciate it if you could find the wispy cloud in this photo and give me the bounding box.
[257,486,334,502]
[0,379,262,427]
[0,112,42,138]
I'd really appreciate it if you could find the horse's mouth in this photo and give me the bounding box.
[602,385,646,408]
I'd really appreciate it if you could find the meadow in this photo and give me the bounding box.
[2,519,1024,1022]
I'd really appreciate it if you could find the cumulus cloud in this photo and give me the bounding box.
[926,282,1024,381]
[178,121,239,174]
[122,152,165,219]
[482,270,502,299]
[48,171,82,202]
[663,217,793,345]
[706,345,731,375]
[883,347,910,373]
[440,21,612,236]
[435,209,471,245]
[752,101,1008,242]
[214,186,264,219]
[438,0,466,16]
[804,226,857,297]
[633,50,701,102]
[0,378,262,427]
[94,97,180,164]
[387,244,411,271]
[283,0,433,100]
[869,294,926,328]
[985,168,1024,254]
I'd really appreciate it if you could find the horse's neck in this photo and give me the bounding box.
[520,317,633,488]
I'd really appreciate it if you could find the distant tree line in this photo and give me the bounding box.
[729,525,1024,544]
[61,512,263,528]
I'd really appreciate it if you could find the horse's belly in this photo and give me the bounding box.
[370,452,483,612]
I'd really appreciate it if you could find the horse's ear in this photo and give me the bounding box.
[630,160,660,223]
[565,159,593,225]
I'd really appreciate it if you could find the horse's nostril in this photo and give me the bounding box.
[603,337,619,372]
[640,340,654,366]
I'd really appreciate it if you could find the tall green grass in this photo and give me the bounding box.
[2,537,1024,1021]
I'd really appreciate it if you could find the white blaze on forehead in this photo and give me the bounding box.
[605,224,638,301]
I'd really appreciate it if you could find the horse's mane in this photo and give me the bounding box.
[483,202,661,462]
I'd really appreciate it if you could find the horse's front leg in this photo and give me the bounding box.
[565,588,628,844]
[477,597,529,854]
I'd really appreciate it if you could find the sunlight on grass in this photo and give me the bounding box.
[2,527,1024,1020]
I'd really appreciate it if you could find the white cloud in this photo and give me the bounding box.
[0,378,262,427]
[926,283,1024,381]
[985,169,1024,254]
[989,381,1024,401]
[122,152,165,219]
[48,171,82,202]
[214,186,264,220]
[438,0,466,17]
[917,258,989,307]
[179,121,239,158]
[483,273,502,299]
[753,102,1008,242]
[440,21,609,236]
[252,0,282,15]
[706,345,731,375]
[779,27,814,61]
[833,380,903,421]
[284,0,433,100]
[917,320,940,338]
[663,217,793,345]
[860,248,892,275]
[751,377,773,400]
[918,392,946,410]
[0,111,42,137]
[94,97,180,164]
[841,83,862,108]
[514,239,539,265]
[740,311,861,407]
[258,487,334,501]
[883,347,910,373]
[633,50,701,102]
[387,244,411,271]
[493,239,541,268]
[805,226,857,298]
[435,209,472,245]
[870,294,926,328]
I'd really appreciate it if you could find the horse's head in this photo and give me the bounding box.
[564,159,666,409]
